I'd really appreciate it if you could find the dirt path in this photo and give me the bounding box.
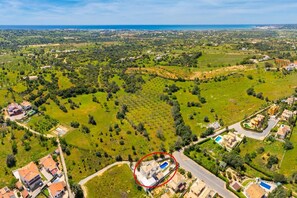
[127,65,255,80]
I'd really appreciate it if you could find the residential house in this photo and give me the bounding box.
[18,162,42,191]
[167,172,186,192]
[250,114,265,128]
[281,109,294,121]
[41,65,52,69]
[268,105,279,116]
[285,97,297,106]
[275,59,290,67]
[40,155,62,177]
[28,76,38,81]
[276,124,291,139]
[20,101,32,111]
[21,190,29,198]
[140,161,160,179]
[7,103,23,116]
[221,133,238,150]
[185,180,206,198]
[48,182,66,198]
[199,187,217,198]
[0,187,16,198]
[245,183,266,198]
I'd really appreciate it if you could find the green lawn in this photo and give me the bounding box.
[85,164,147,198]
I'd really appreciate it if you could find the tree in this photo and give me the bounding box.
[156,130,165,141]
[71,183,84,198]
[247,75,253,80]
[203,116,210,122]
[81,125,90,133]
[70,121,80,128]
[6,154,16,167]
[267,155,278,168]
[12,141,17,154]
[222,151,244,170]
[187,172,192,178]
[115,155,122,161]
[200,127,214,138]
[265,62,273,68]
[283,140,294,150]
[246,88,255,96]
[273,173,287,183]
[88,115,96,125]
[268,186,289,198]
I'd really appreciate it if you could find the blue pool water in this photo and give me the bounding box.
[215,136,222,143]
[160,162,169,169]
[260,181,271,190]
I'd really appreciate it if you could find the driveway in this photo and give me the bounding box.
[229,117,279,140]
[173,151,236,198]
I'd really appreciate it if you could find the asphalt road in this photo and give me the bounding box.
[229,116,279,140]
[173,151,237,198]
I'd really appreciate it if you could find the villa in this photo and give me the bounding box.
[48,182,66,198]
[167,172,186,192]
[7,103,23,117]
[185,180,206,198]
[140,161,160,179]
[267,104,279,116]
[245,183,266,198]
[281,109,294,121]
[0,187,16,198]
[40,155,62,177]
[18,162,42,191]
[276,124,291,139]
[250,114,265,128]
[215,132,244,151]
[20,101,32,111]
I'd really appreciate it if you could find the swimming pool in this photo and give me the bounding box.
[260,181,271,190]
[160,162,169,169]
[215,136,222,143]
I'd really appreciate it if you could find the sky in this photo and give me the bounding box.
[0,0,297,25]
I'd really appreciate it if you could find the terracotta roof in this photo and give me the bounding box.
[277,125,291,136]
[21,190,29,198]
[48,182,66,197]
[40,155,58,174]
[15,181,23,190]
[246,184,265,198]
[18,162,40,182]
[0,187,15,198]
[20,101,31,107]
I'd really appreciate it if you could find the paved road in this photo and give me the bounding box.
[57,138,73,198]
[229,116,279,140]
[173,151,236,198]
[78,161,129,186]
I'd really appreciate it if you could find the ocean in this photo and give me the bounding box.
[0,25,259,31]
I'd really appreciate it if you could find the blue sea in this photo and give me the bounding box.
[0,25,260,31]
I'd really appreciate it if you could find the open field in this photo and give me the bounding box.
[85,164,146,198]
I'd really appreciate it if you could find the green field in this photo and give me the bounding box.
[0,128,55,187]
[85,164,146,198]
